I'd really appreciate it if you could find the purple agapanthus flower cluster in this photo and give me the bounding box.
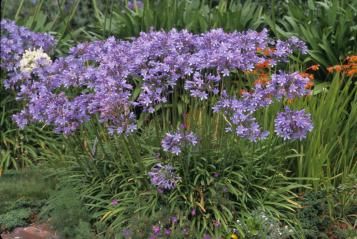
[268,71,310,99]
[148,163,181,190]
[213,71,312,141]
[274,107,313,140]
[0,19,55,71]
[213,91,270,141]
[2,20,309,137]
[161,131,198,155]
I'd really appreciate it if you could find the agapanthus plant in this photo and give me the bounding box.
[2,20,312,141]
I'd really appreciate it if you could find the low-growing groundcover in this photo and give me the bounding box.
[0,169,52,232]
[1,2,356,239]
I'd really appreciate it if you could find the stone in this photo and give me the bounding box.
[1,223,60,239]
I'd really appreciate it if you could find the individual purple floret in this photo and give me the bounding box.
[148,163,181,190]
[0,19,55,71]
[122,228,133,239]
[152,225,161,235]
[203,234,212,239]
[161,130,198,155]
[268,71,311,99]
[274,107,313,140]
[127,0,144,10]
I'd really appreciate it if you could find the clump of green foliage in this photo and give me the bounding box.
[0,207,33,231]
[40,186,95,239]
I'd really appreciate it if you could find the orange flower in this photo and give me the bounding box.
[327,65,343,73]
[255,60,271,69]
[265,47,276,56]
[327,66,334,73]
[346,69,357,77]
[334,65,343,72]
[346,55,357,63]
[240,89,249,95]
[307,64,320,71]
[256,47,275,56]
[299,72,314,80]
[305,81,314,89]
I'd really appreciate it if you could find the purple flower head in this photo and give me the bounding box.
[171,216,178,224]
[127,0,144,10]
[148,163,181,191]
[213,93,269,142]
[191,208,196,216]
[164,228,171,236]
[213,220,221,228]
[122,228,133,239]
[213,172,220,178]
[268,71,310,99]
[161,130,198,155]
[152,225,161,235]
[111,199,119,206]
[203,234,212,239]
[273,36,307,61]
[274,107,313,140]
[184,72,221,100]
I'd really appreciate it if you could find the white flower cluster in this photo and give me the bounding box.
[19,48,51,73]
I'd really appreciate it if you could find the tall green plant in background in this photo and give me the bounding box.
[266,0,357,72]
[89,0,265,39]
[293,76,356,188]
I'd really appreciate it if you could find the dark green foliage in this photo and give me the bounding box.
[297,177,357,239]
[0,208,32,231]
[0,198,46,231]
[297,191,331,238]
[89,0,265,39]
[40,187,95,239]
